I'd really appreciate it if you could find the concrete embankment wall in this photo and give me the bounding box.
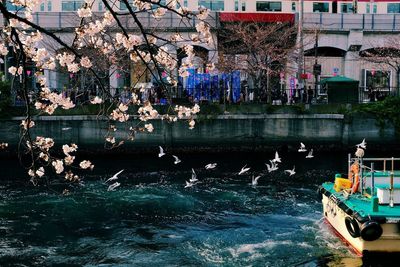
[0,114,397,151]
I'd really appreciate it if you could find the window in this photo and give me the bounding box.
[388,3,400,13]
[313,2,329,13]
[48,1,52,11]
[6,1,24,11]
[198,1,225,11]
[366,3,377,14]
[98,1,103,11]
[242,1,246,11]
[184,0,188,7]
[40,3,45,11]
[341,3,353,13]
[256,1,282,12]
[235,0,239,11]
[292,2,296,12]
[120,0,130,10]
[61,1,84,11]
[364,70,391,91]
[152,0,166,8]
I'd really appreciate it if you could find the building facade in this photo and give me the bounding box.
[3,0,400,102]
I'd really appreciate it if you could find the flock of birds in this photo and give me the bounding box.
[104,139,367,191]
[103,141,323,191]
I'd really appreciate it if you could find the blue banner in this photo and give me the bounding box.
[194,73,202,102]
[184,70,240,102]
[203,73,210,100]
[186,68,196,96]
[211,75,219,101]
[232,71,241,103]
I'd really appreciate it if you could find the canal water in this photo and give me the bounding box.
[0,150,397,266]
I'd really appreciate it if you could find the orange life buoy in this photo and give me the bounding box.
[348,162,360,193]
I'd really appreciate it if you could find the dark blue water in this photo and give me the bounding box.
[0,151,381,266]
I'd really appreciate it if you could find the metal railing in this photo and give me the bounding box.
[358,86,399,103]
[1,12,399,31]
[303,13,400,31]
[0,11,219,31]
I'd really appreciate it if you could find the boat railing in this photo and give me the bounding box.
[348,154,399,206]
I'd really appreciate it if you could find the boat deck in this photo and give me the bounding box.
[322,183,400,218]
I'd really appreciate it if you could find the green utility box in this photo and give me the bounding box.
[320,76,359,104]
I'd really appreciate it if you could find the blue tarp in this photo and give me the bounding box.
[185,70,241,103]
[232,71,241,103]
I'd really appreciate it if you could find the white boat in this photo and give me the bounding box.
[319,155,400,255]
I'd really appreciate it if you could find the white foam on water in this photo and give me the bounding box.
[187,242,225,264]
[228,239,293,258]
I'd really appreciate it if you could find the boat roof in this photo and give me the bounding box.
[322,183,400,218]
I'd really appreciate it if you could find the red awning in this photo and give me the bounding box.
[219,13,295,23]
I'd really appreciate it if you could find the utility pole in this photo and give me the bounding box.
[297,0,304,88]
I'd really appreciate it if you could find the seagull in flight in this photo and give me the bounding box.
[252,175,262,186]
[205,163,217,170]
[272,151,281,163]
[298,142,307,152]
[172,155,181,164]
[158,146,166,157]
[238,165,251,175]
[107,181,120,191]
[284,166,296,176]
[105,169,124,183]
[305,149,314,159]
[265,160,278,172]
[185,181,195,188]
[190,168,198,183]
[356,139,367,149]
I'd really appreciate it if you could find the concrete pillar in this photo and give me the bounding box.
[344,51,360,81]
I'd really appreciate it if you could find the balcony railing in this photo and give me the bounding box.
[303,13,400,31]
[1,12,399,31]
[0,11,219,31]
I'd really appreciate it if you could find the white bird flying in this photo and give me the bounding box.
[284,166,296,176]
[356,139,367,149]
[305,149,314,159]
[265,160,278,173]
[272,151,281,163]
[105,169,124,183]
[298,142,307,152]
[61,127,72,131]
[252,175,262,186]
[185,181,195,188]
[158,146,166,157]
[107,181,120,191]
[190,168,198,183]
[238,165,251,175]
[205,163,217,170]
[172,155,181,164]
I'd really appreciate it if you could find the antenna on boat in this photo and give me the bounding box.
[348,153,351,178]
[389,157,394,208]
[371,162,379,212]
[371,162,375,196]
